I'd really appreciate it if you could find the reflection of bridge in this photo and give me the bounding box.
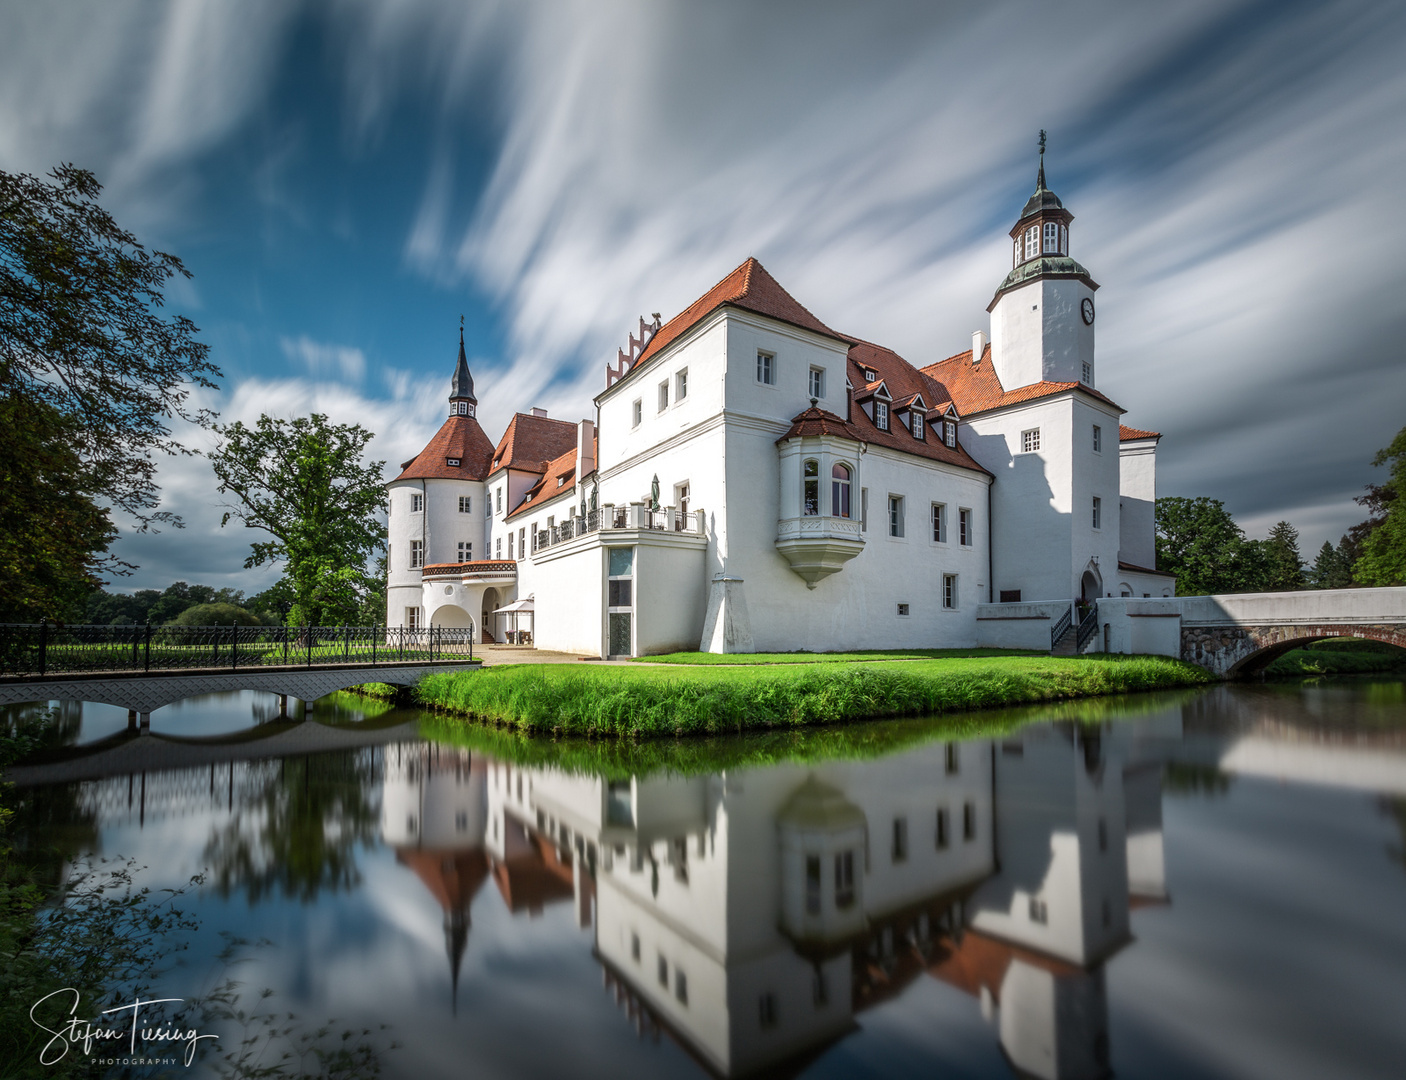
[5,717,425,787]
[0,659,478,720]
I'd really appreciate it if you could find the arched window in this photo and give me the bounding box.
[831,463,852,519]
[1043,222,1059,253]
[803,459,819,516]
[1024,225,1039,260]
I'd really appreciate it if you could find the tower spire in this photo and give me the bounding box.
[1037,129,1047,190]
[450,317,476,408]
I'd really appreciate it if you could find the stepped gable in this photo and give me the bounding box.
[395,413,496,481]
[920,343,1123,417]
[507,436,596,521]
[840,337,989,473]
[1119,424,1160,441]
[488,412,578,476]
[630,257,847,373]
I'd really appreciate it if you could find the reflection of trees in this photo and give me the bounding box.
[202,749,381,904]
[3,704,99,888]
[1382,798,1406,871]
[1162,761,1232,797]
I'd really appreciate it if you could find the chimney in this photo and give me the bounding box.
[577,419,596,479]
[530,407,548,418]
[971,331,986,364]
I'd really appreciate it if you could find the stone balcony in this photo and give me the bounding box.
[422,560,518,585]
[775,515,864,588]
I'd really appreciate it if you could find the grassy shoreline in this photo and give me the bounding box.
[402,653,1213,739]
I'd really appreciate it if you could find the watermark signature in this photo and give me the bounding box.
[30,988,219,1068]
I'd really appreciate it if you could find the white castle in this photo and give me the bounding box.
[387,150,1173,656]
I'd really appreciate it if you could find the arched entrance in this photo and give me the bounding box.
[1080,568,1102,602]
[430,603,474,635]
[480,588,499,644]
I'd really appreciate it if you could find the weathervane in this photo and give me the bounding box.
[1037,129,1047,187]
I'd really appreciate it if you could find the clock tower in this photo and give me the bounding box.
[988,133,1099,391]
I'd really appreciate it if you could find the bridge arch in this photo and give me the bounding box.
[1198,625,1406,677]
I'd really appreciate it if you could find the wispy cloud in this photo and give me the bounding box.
[279,335,368,384]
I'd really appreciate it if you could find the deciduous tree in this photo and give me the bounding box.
[207,413,386,626]
[1354,425,1406,586]
[1155,496,1270,596]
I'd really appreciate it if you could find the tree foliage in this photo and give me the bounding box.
[1307,539,1356,589]
[1155,497,1268,596]
[1263,520,1306,591]
[0,165,218,526]
[1354,425,1406,586]
[207,413,386,626]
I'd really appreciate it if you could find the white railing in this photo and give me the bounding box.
[534,502,706,554]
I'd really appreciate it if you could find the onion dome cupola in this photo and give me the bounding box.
[450,322,477,418]
[987,132,1101,391]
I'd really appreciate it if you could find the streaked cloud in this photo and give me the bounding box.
[279,335,368,384]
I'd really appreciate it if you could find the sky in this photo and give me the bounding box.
[3,0,1404,595]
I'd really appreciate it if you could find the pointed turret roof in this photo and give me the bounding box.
[1019,131,1066,222]
[451,325,476,402]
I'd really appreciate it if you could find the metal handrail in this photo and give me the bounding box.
[1050,604,1073,649]
[1075,602,1099,653]
[0,623,475,678]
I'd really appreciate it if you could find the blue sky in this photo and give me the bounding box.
[3,0,1405,594]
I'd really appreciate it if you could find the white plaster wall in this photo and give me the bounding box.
[991,279,1045,391]
[991,277,1095,392]
[973,600,1073,650]
[1069,396,1125,599]
[635,539,709,655]
[1118,438,1158,570]
[524,542,606,655]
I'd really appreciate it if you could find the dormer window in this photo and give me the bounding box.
[1043,221,1059,253]
[1024,224,1039,260]
[944,421,957,448]
[875,401,889,431]
[557,475,566,487]
[864,368,877,382]
[446,457,460,467]
[450,401,474,417]
[911,412,924,440]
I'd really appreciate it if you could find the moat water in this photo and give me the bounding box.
[5,679,1406,1079]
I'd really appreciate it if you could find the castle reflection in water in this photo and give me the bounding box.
[383,715,1176,1080]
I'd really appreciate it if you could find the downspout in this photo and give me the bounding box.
[420,479,428,623]
[986,476,994,603]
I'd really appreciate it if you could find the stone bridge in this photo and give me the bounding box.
[0,658,480,722]
[1097,587,1406,676]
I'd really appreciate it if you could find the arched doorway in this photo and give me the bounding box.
[480,588,499,644]
[1080,568,1102,602]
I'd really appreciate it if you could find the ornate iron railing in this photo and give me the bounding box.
[1076,602,1100,653]
[0,623,473,678]
[1050,604,1073,650]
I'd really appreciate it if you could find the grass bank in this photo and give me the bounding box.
[632,647,1037,665]
[413,653,1212,738]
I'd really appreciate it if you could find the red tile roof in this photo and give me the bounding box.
[621,257,846,381]
[776,405,866,443]
[396,849,490,913]
[507,445,579,520]
[839,338,990,473]
[920,344,1123,417]
[1119,424,1160,441]
[489,413,578,476]
[395,414,496,481]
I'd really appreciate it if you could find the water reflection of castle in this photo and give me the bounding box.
[380,715,1177,1078]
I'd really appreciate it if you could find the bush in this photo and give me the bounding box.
[168,602,262,627]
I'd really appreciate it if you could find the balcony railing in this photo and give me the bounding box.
[534,502,705,554]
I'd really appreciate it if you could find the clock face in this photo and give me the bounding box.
[1081,297,1095,325]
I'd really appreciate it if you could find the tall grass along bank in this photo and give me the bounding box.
[413,654,1212,739]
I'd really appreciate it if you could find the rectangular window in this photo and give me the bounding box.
[658,954,668,988]
[897,602,910,617]
[405,606,422,630]
[1044,221,1059,253]
[892,817,908,863]
[409,540,424,569]
[1029,897,1048,924]
[834,851,855,909]
[1000,589,1021,603]
[912,412,924,440]
[963,801,976,841]
[675,970,688,1005]
[959,508,972,546]
[888,496,904,537]
[943,574,958,609]
[1092,496,1102,530]
[496,487,502,513]
[860,488,868,532]
[932,503,946,543]
[608,579,633,607]
[631,933,640,962]
[1021,428,1040,453]
[808,366,825,399]
[805,855,821,915]
[632,399,642,427]
[608,547,634,658]
[446,457,460,467]
[944,420,957,448]
[411,492,424,513]
[936,808,949,849]
[495,538,502,559]
[875,401,889,431]
[508,533,514,559]
[658,380,668,412]
[457,541,472,562]
[458,495,472,513]
[1092,424,1102,452]
[757,351,775,385]
[676,368,688,400]
[1082,361,1092,384]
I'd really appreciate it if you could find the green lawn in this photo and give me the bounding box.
[413,653,1212,739]
[633,647,1040,665]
